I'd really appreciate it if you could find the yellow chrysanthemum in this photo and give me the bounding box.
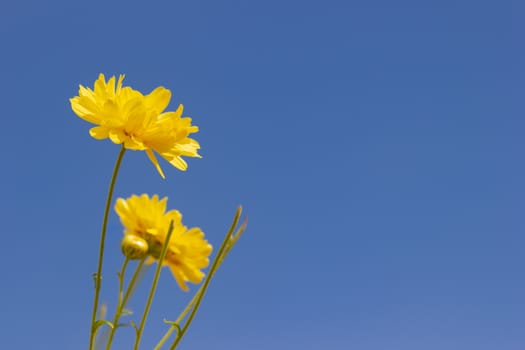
[70,74,201,178]
[115,194,212,291]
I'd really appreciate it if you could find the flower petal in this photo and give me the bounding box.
[145,87,171,113]
[167,155,188,171]
[89,126,109,140]
[109,130,125,144]
[169,265,189,291]
[146,149,166,179]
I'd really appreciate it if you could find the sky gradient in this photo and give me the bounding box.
[1,0,523,349]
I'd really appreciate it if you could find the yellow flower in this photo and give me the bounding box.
[70,74,201,178]
[115,194,212,291]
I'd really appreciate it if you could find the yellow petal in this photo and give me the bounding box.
[145,87,171,113]
[109,130,125,144]
[169,265,189,291]
[173,140,201,157]
[146,149,166,179]
[116,74,125,94]
[89,126,109,139]
[94,74,108,96]
[106,76,116,97]
[167,155,188,171]
[172,104,183,119]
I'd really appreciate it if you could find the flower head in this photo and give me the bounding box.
[115,194,212,291]
[70,74,201,178]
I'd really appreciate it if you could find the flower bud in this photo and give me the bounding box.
[121,235,149,260]
[147,239,164,260]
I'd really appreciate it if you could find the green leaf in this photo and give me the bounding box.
[93,319,114,332]
[121,308,134,316]
[163,319,181,335]
[130,320,139,336]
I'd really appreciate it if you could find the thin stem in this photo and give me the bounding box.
[133,221,175,350]
[153,326,176,350]
[118,259,130,310]
[153,290,199,350]
[89,145,126,350]
[94,257,129,350]
[154,207,246,350]
[167,207,244,350]
[105,257,147,350]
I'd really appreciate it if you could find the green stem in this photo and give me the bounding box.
[118,259,130,312]
[153,290,199,350]
[89,145,126,350]
[104,256,142,350]
[166,207,244,350]
[133,221,175,350]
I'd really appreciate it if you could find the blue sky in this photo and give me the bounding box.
[1,0,523,349]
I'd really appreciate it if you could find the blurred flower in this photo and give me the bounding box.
[70,74,201,178]
[115,194,212,291]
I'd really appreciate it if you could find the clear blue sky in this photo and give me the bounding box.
[1,0,523,349]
